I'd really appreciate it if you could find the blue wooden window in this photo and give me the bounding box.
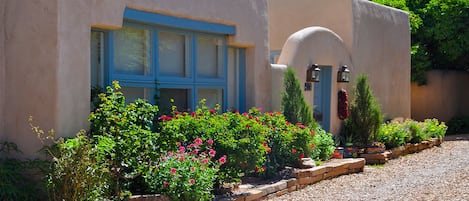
[90,8,244,113]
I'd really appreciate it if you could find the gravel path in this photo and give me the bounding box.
[269,135,469,201]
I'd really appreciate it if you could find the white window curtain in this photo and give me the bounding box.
[114,26,152,75]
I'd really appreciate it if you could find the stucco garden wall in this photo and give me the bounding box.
[411,70,469,122]
[269,0,410,134]
[1,0,270,157]
[0,1,5,146]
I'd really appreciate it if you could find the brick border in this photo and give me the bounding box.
[360,138,443,164]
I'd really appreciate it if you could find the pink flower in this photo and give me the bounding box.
[246,124,251,128]
[234,109,239,114]
[178,146,185,154]
[291,149,297,153]
[311,144,316,149]
[218,155,227,164]
[158,115,172,121]
[176,142,181,147]
[164,181,170,188]
[194,138,203,145]
[191,112,196,117]
[257,107,263,111]
[178,156,185,161]
[189,178,195,184]
[262,166,267,172]
[207,139,214,145]
[202,158,209,164]
[191,149,199,155]
[209,149,216,157]
[310,131,316,135]
[299,153,305,159]
[170,168,177,175]
[209,109,216,114]
[190,167,195,171]
[174,111,181,115]
[161,157,167,162]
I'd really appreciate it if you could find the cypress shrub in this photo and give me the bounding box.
[344,74,383,146]
[281,67,317,128]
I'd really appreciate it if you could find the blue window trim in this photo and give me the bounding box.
[96,9,244,112]
[124,8,236,35]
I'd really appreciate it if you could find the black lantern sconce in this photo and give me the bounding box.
[337,65,351,82]
[306,64,321,82]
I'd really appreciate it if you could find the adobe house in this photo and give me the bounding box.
[0,0,410,158]
[269,0,411,134]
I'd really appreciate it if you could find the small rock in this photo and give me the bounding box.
[300,158,316,169]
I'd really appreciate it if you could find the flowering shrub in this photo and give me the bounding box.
[423,119,447,139]
[377,121,410,148]
[144,138,225,201]
[158,101,268,183]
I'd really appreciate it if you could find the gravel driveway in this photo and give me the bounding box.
[269,135,469,201]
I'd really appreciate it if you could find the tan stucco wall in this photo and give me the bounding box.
[269,0,353,52]
[411,70,469,122]
[0,1,5,148]
[3,0,60,158]
[270,0,411,134]
[350,0,411,120]
[3,0,270,157]
[275,27,353,134]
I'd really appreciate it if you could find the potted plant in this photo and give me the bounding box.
[365,141,386,154]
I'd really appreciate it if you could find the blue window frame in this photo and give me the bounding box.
[91,8,245,113]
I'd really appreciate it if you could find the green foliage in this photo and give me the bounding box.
[311,129,335,161]
[88,81,162,196]
[447,115,469,135]
[144,139,223,201]
[377,118,447,148]
[0,141,48,201]
[281,67,317,127]
[344,75,383,146]
[423,118,447,139]
[377,121,410,148]
[371,0,469,85]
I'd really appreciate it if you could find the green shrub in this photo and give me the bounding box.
[344,75,383,146]
[311,129,335,161]
[144,139,223,201]
[423,119,447,139]
[0,141,47,201]
[281,67,317,127]
[403,120,426,143]
[88,81,162,196]
[377,122,409,148]
[447,116,469,135]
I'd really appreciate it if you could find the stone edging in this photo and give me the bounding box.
[360,138,443,164]
[218,158,365,201]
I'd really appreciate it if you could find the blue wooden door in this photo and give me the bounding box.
[313,67,332,132]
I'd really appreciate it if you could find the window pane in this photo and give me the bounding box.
[227,48,238,110]
[198,88,223,109]
[159,89,191,113]
[120,87,152,104]
[91,31,103,88]
[197,37,223,78]
[159,32,188,77]
[114,26,152,75]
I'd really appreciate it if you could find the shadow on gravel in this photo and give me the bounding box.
[444,134,469,141]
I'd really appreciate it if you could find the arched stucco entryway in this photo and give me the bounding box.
[271,26,352,134]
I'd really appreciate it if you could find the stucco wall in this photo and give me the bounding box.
[3,0,270,157]
[0,1,5,147]
[269,0,353,52]
[411,70,469,122]
[3,0,60,158]
[275,27,353,134]
[351,0,411,120]
[270,0,411,134]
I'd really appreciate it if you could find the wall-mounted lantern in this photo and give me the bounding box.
[337,65,351,82]
[306,64,321,82]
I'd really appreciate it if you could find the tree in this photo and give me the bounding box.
[371,0,469,85]
[281,67,317,127]
[344,75,383,146]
